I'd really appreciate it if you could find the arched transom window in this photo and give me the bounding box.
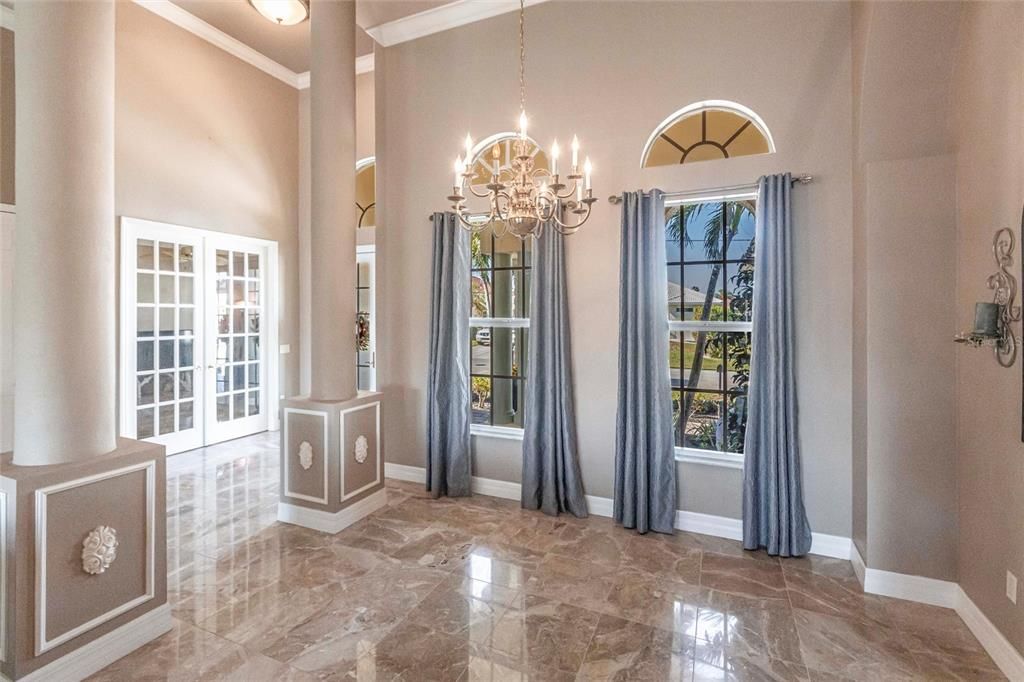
[465,132,549,189]
[641,100,774,168]
[356,157,375,228]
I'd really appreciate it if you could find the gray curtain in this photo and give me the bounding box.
[521,222,588,517]
[742,174,813,556]
[426,212,472,498]
[613,190,678,534]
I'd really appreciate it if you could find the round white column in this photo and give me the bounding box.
[13,1,117,465]
[309,0,358,401]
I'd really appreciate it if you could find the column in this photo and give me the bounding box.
[13,0,116,465]
[309,0,357,401]
[3,4,169,678]
[279,0,386,532]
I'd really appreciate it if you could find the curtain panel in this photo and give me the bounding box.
[521,222,588,517]
[613,190,678,534]
[426,212,472,497]
[742,173,813,556]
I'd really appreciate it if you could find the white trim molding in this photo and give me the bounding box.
[471,424,524,441]
[640,99,777,168]
[381,463,851,560]
[12,604,171,682]
[339,401,382,501]
[34,460,157,655]
[956,587,1024,681]
[283,408,329,505]
[278,488,387,534]
[365,0,551,47]
[0,204,14,215]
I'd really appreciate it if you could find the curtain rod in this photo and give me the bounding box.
[427,174,814,218]
[606,174,814,205]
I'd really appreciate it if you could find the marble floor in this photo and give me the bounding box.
[89,432,1002,681]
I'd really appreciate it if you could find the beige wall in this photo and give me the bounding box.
[849,1,961,581]
[114,2,300,397]
[954,0,1024,654]
[1,27,12,206]
[0,3,302,400]
[378,0,855,535]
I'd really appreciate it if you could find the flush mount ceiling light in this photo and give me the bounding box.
[446,0,597,238]
[249,0,309,26]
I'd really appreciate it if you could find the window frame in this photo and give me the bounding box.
[667,190,756,469]
[467,218,531,441]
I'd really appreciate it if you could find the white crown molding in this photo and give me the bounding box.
[0,5,14,31]
[365,0,551,47]
[132,1,303,87]
[381,462,851,560]
[296,53,373,91]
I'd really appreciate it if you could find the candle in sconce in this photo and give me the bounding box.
[584,157,592,191]
[571,135,580,170]
[519,111,528,140]
[973,301,1002,337]
[551,140,559,176]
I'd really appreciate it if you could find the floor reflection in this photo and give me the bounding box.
[89,432,1002,681]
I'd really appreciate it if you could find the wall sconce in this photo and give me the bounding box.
[955,227,1021,367]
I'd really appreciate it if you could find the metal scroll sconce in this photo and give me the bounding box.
[954,227,1021,367]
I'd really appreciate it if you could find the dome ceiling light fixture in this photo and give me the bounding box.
[248,0,309,26]
[446,0,597,238]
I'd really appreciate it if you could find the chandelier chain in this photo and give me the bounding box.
[519,0,525,115]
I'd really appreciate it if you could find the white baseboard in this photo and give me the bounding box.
[10,603,172,682]
[851,543,866,586]
[384,463,426,484]
[864,566,960,608]
[383,462,850,559]
[956,587,1024,681]
[278,488,387,534]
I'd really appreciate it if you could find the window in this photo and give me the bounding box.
[355,157,375,228]
[470,229,531,431]
[464,133,547,436]
[641,100,774,168]
[667,197,756,465]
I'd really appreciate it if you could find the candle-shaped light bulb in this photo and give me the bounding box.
[491,143,501,175]
[454,156,463,188]
[551,140,559,175]
[584,157,593,190]
[571,135,580,169]
[519,111,528,140]
[464,133,473,162]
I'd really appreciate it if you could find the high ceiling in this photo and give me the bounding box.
[172,0,451,73]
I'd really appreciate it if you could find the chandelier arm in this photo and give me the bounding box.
[549,200,592,233]
[453,209,493,232]
[553,180,579,201]
[466,183,494,199]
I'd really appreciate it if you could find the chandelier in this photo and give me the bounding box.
[446,0,597,238]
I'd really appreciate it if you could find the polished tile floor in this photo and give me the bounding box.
[89,432,1003,681]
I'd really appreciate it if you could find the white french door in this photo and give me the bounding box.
[120,218,278,455]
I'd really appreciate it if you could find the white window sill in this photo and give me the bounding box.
[675,447,744,470]
[471,424,524,441]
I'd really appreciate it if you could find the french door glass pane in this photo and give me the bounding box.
[214,248,263,425]
[137,239,155,270]
[134,236,200,441]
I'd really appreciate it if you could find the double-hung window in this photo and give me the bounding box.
[469,227,530,436]
[667,195,756,467]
